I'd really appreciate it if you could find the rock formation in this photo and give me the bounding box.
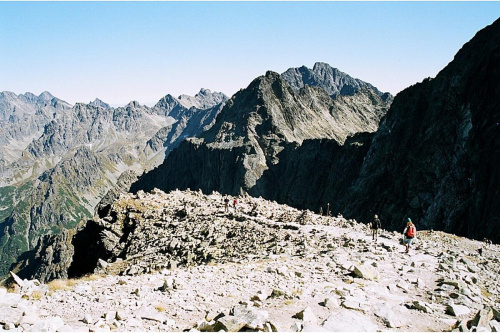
[281,62,391,102]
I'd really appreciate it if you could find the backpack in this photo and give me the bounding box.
[407,225,416,238]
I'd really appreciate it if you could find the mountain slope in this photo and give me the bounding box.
[0,92,72,173]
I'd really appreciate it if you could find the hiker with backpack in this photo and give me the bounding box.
[371,214,381,242]
[403,218,417,253]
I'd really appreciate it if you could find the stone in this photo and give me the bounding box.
[302,322,328,332]
[136,306,167,323]
[294,307,318,324]
[447,304,471,317]
[31,316,65,332]
[9,271,26,289]
[19,313,40,326]
[470,307,494,328]
[491,321,500,332]
[251,290,271,302]
[352,265,376,280]
[290,322,302,332]
[213,316,246,332]
[409,300,433,313]
[324,297,340,310]
[3,323,16,330]
[83,314,94,324]
[104,311,116,324]
[115,311,127,321]
[231,305,269,330]
[98,259,108,269]
[342,298,365,313]
[374,304,408,328]
[322,309,379,331]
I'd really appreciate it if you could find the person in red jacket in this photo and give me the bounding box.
[403,218,417,253]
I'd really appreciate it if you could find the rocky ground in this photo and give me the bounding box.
[1,190,499,332]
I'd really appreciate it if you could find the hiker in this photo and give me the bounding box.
[319,206,323,216]
[224,197,229,212]
[371,214,381,242]
[233,197,238,210]
[326,203,330,217]
[403,218,417,253]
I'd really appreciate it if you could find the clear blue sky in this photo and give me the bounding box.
[1,2,499,106]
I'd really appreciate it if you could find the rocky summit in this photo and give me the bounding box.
[2,190,500,332]
[131,68,391,196]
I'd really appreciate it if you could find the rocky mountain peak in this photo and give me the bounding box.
[177,88,228,110]
[281,62,387,99]
[38,91,55,102]
[126,101,141,109]
[89,98,111,109]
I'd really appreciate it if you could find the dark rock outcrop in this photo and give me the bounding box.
[341,17,500,241]
[11,229,75,283]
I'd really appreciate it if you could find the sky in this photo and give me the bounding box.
[1,2,499,107]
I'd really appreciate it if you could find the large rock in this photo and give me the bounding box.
[321,309,379,332]
[352,265,376,280]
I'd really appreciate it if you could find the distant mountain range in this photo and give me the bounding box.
[0,88,228,276]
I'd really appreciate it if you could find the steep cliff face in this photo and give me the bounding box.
[252,133,374,211]
[132,70,390,197]
[342,18,500,242]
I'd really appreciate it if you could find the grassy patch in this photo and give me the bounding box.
[154,304,168,312]
[30,290,44,300]
[79,274,100,281]
[48,279,72,292]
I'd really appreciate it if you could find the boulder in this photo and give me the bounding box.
[230,305,269,330]
[294,307,318,324]
[352,265,376,280]
[324,297,340,310]
[136,306,167,323]
[469,307,494,329]
[447,304,471,317]
[322,309,378,332]
[374,304,407,328]
[213,316,247,332]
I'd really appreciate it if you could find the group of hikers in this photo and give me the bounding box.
[370,214,417,253]
[223,196,238,212]
[224,196,418,253]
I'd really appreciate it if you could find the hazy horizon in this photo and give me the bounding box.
[1,2,499,106]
